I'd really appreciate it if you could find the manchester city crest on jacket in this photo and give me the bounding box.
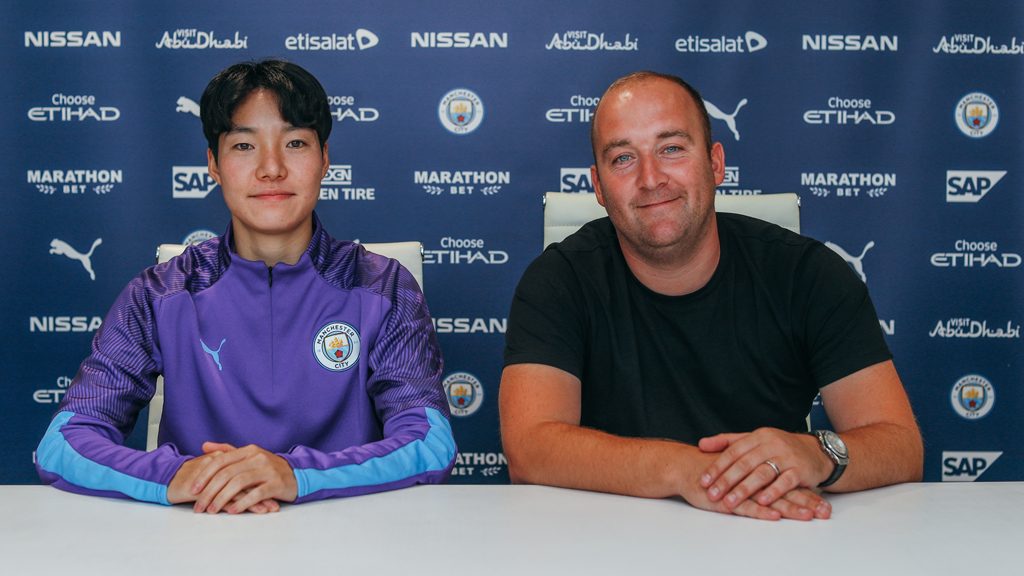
[313,322,361,371]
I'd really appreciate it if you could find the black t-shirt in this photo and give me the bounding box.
[504,213,891,444]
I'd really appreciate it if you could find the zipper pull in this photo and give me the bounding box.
[267,266,273,287]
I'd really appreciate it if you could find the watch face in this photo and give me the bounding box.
[823,430,848,457]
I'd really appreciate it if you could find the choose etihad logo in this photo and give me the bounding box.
[946,170,1006,203]
[425,237,508,265]
[942,451,1002,482]
[28,169,122,196]
[286,29,379,51]
[717,166,762,196]
[29,315,102,333]
[930,318,1020,339]
[546,94,600,123]
[415,170,509,196]
[25,31,121,48]
[433,317,507,334]
[675,31,767,53]
[801,34,898,51]
[801,172,895,199]
[28,94,120,122]
[33,376,73,404]
[934,34,1024,56]
[546,31,637,51]
[930,240,1021,268]
[804,97,894,125]
[328,95,379,122]
[320,164,375,201]
[411,32,507,49]
[156,29,248,49]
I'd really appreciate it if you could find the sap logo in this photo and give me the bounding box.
[29,316,102,333]
[433,317,507,334]
[946,170,1006,203]
[942,451,1002,482]
[172,166,219,199]
[25,31,121,48]
[560,168,594,193]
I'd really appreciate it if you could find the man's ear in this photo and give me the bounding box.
[591,164,606,207]
[321,143,330,179]
[207,148,222,185]
[711,142,725,187]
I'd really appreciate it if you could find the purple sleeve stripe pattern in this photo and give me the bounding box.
[288,407,456,502]
[36,411,172,505]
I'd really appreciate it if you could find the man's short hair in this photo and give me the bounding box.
[200,59,332,159]
[591,71,713,161]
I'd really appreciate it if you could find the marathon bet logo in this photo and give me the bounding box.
[28,94,120,122]
[328,95,379,123]
[801,172,895,198]
[285,29,378,51]
[804,97,894,125]
[411,32,508,49]
[801,34,898,51]
[29,316,102,333]
[545,31,637,51]
[951,374,995,419]
[560,168,594,193]
[432,317,507,334]
[33,376,73,405]
[675,31,767,53]
[414,170,509,196]
[320,164,375,201]
[942,451,1002,482]
[930,240,1021,268]
[27,169,122,195]
[24,31,121,48]
[546,94,600,123]
[172,166,219,199]
[451,452,508,477]
[716,166,762,196]
[946,170,1006,203]
[156,29,248,49]
[929,318,1020,339]
[424,236,508,265]
[934,34,1024,56]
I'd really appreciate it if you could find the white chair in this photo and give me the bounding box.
[542,192,801,249]
[146,240,424,451]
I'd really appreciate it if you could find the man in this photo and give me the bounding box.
[36,60,456,514]
[500,71,922,521]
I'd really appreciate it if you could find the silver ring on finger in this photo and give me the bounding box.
[764,459,781,478]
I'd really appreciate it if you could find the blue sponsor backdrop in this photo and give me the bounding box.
[2,0,1021,485]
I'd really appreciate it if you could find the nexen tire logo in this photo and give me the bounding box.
[942,451,1001,481]
[946,170,1006,203]
[172,166,219,199]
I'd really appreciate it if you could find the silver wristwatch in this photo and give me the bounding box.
[811,430,848,488]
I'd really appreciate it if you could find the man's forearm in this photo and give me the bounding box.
[826,422,923,493]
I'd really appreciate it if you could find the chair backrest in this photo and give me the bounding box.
[146,239,424,451]
[542,192,801,249]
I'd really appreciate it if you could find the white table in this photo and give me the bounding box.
[1,483,1020,575]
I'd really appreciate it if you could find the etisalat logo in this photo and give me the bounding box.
[28,93,120,122]
[155,28,248,49]
[675,31,767,53]
[27,169,122,195]
[801,172,895,199]
[545,30,637,51]
[286,29,379,51]
[414,170,509,196]
[930,240,1021,268]
[929,318,1020,339]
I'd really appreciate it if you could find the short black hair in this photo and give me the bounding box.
[591,71,713,162]
[200,59,332,159]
